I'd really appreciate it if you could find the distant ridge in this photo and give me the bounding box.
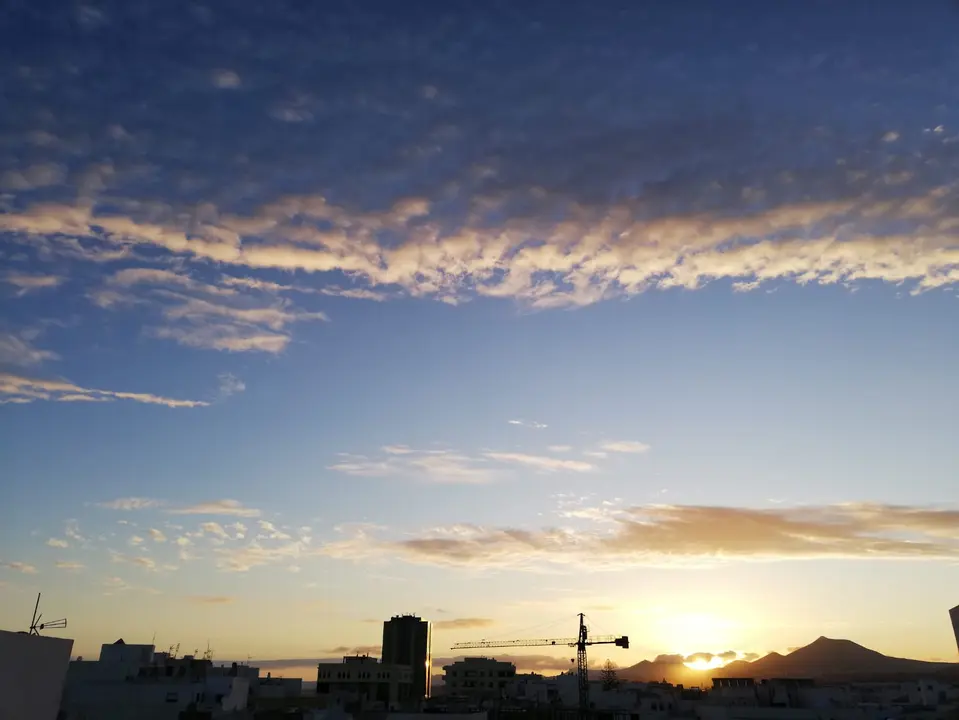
[619,637,959,685]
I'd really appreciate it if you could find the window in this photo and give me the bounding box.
[165,692,178,703]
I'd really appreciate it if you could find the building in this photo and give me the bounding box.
[951,604,959,654]
[0,629,74,720]
[316,654,413,710]
[60,640,249,719]
[443,657,516,700]
[382,614,431,700]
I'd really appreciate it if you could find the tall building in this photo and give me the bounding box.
[382,614,431,701]
[950,604,959,654]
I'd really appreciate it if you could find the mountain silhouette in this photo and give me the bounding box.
[620,637,959,684]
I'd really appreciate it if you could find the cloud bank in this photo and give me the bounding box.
[319,503,959,569]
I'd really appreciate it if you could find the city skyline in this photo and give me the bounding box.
[2,0,959,678]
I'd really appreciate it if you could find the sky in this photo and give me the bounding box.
[1,0,959,681]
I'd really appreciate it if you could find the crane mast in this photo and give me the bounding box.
[452,612,628,719]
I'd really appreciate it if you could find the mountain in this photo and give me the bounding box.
[619,637,959,685]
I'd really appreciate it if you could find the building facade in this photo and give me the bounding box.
[316,654,413,710]
[443,657,516,700]
[382,614,431,700]
[0,629,74,720]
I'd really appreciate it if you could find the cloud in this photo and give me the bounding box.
[55,561,84,571]
[0,334,59,368]
[169,500,261,517]
[382,445,413,455]
[433,618,495,631]
[2,561,39,574]
[0,373,207,407]
[148,528,167,543]
[200,522,230,539]
[103,576,161,595]
[319,503,959,569]
[46,538,69,548]
[98,497,162,511]
[508,419,548,429]
[684,652,715,664]
[1,163,66,190]
[483,452,593,473]
[2,273,64,296]
[98,268,327,354]
[211,69,241,88]
[328,448,495,485]
[216,373,245,400]
[188,595,234,604]
[110,552,158,571]
[548,445,572,453]
[215,538,310,572]
[128,535,145,546]
[599,441,651,454]
[655,654,686,665]
[258,520,291,541]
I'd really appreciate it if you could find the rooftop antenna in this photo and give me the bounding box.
[28,593,67,636]
[203,641,214,662]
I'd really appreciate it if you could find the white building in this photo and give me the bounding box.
[443,657,516,700]
[316,654,413,710]
[60,640,248,719]
[0,629,74,720]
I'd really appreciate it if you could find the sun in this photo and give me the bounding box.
[683,656,729,671]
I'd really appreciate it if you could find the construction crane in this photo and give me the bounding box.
[452,613,628,719]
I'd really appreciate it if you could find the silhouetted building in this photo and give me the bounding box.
[382,614,431,701]
[951,604,959,654]
[443,657,516,700]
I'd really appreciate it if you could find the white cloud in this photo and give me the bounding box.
[169,500,261,517]
[200,522,230,539]
[98,497,162,511]
[258,521,291,540]
[128,535,144,546]
[0,334,59,368]
[382,444,413,455]
[46,538,69,548]
[508,419,548,429]
[599,440,651,454]
[211,69,241,88]
[484,452,593,473]
[0,373,207,408]
[2,273,64,296]
[548,445,572,452]
[110,552,158,571]
[217,373,246,399]
[55,561,84,571]
[4,183,959,311]
[2,561,39,574]
[328,448,494,484]
[148,528,167,543]
[320,503,959,569]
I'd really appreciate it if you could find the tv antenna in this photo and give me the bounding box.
[28,593,67,636]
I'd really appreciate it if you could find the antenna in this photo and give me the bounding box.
[28,593,67,636]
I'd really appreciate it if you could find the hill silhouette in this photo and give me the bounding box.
[619,637,959,684]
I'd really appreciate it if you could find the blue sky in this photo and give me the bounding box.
[1,0,958,676]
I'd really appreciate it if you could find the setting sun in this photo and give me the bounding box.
[683,655,732,671]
